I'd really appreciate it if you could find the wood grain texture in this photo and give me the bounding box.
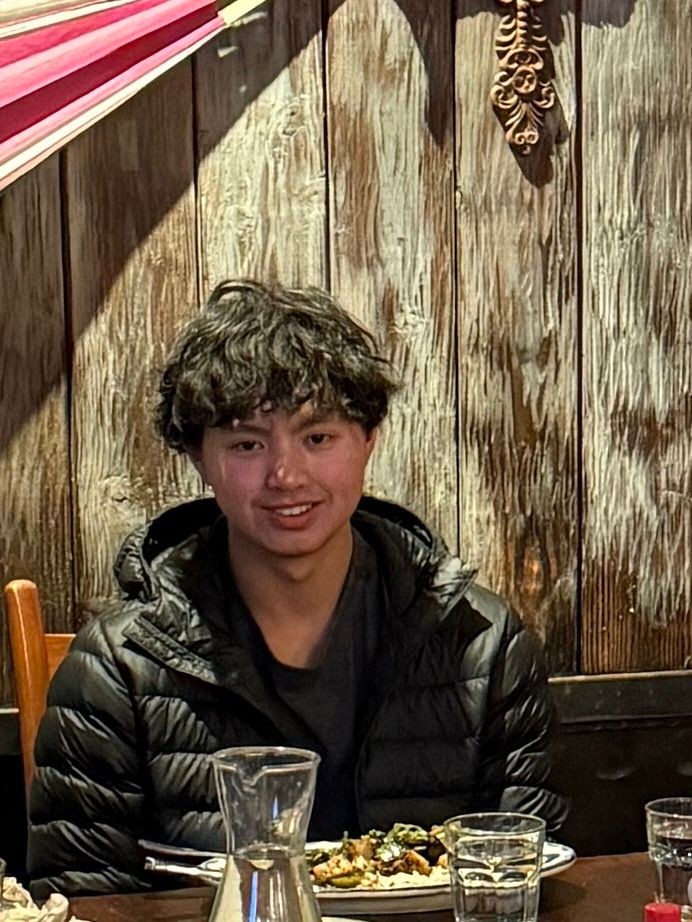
[67,64,201,621]
[2,0,692,684]
[0,157,72,705]
[327,0,458,549]
[455,1,577,671]
[195,0,326,289]
[581,0,692,672]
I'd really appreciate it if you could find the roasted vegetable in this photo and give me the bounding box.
[375,823,428,862]
[307,824,448,890]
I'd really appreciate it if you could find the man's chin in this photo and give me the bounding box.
[254,527,351,564]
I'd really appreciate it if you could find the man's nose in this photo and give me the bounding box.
[265,446,307,490]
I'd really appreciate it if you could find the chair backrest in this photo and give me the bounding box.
[4,579,75,790]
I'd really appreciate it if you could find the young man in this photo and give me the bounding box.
[28,280,567,897]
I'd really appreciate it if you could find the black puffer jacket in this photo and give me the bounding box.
[28,496,567,898]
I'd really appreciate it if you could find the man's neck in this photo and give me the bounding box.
[227,526,354,668]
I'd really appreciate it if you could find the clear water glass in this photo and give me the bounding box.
[444,812,546,922]
[647,797,692,906]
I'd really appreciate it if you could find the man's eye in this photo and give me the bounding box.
[232,440,262,452]
[307,433,331,446]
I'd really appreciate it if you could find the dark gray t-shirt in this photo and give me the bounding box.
[221,527,383,839]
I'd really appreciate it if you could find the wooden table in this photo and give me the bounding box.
[70,853,654,922]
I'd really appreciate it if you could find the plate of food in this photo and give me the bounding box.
[141,824,576,915]
[305,825,575,914]
[306,824,451,913]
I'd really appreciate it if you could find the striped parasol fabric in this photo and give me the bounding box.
[0,0,266,190]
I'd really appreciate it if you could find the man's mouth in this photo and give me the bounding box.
[267,502,317,517]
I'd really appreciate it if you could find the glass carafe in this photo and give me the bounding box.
[208,746,322,922]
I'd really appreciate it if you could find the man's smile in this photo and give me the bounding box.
[269,502,317,517]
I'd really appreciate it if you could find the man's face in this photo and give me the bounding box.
[193,404,377,566]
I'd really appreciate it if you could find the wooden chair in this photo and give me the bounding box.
[4,579,75,790]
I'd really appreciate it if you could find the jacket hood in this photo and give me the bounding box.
[113,495,477,625]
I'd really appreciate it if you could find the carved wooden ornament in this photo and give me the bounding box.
[491,0,556,154]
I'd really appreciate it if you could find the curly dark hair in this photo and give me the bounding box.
[157,279,399,452]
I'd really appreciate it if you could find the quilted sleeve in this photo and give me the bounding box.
[28,617,153,898]
[479,614,569,833]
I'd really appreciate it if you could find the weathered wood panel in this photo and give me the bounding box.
[455,1,577,672]
[0,157,72,705]
[327,0,458,549]
[67,64,200,621]
[1,0,691,687]
[195,0,326,288]
[581,0,692,672]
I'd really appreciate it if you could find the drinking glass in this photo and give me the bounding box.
[646,797,692,906]
[444,812,546,922]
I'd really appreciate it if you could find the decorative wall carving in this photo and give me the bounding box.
[491,0,556,154]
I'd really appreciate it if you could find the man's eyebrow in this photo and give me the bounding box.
[220,409,341,434]
[294,409,340,430]
[224,419,270,434]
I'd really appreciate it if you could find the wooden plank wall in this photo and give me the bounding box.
[0,159,71,698]
[195,0,326,287]
[456,0,577,671]
[327,0,458,543]
[67,64,201,620]
[581,0,692,673]
[1,0,691,704]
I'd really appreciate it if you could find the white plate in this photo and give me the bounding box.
[315,876,451,915]
[141,839,576,916]
[541,840,577,878]
[309,841,576,915]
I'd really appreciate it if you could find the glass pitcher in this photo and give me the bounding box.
[208,746,322,922]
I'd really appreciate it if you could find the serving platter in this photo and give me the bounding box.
[140,839,576,915]
[312,841,573,914]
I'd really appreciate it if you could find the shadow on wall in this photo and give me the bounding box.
[457,0,640,185]
[0,0,642,466]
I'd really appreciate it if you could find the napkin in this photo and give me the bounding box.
[1,877,89,922]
